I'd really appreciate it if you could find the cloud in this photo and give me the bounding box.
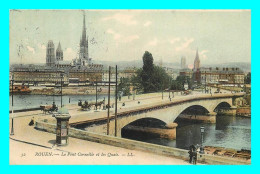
[37,43,46,50]
[102,13,138,26]
[200,50,209,55]
[106,29,121,40]
[188,64,194,69]
[200,50,209,60]
[64,48,76,59]
[143,21,152,27]
[26,46,35,54]
[106,29,139,43]
[147,38,158,46]
[175,38,194,51]
[123,35,140,43]
[169,37,181,44]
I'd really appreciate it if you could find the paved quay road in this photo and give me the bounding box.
[10,90,231,165]
[9,114,190,165]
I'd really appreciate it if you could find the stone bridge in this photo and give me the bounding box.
[79,93,244,138]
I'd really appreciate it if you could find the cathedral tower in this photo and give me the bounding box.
[181,56,186,69]
[193,49,200,71]
[79,13,89,66]
[56,42,63,61]
[46,40,55,66]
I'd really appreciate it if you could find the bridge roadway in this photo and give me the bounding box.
[65,92,244,137]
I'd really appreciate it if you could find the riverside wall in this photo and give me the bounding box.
[35,121,250,165]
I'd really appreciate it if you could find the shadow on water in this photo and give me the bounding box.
[121,115,251,150]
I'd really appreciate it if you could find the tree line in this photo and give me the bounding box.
[118,51,190,96]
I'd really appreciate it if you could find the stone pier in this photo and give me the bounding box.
[176,114,216,123]
[123,122,178,140]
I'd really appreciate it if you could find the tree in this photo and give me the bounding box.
[244,72,251,84]
[134,51,173,93]
[170,75,192,90]
[141,51,155,93]
[118,77,131,96]
[130,68,143,93]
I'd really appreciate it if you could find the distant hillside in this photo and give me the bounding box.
[92,60,181,70]
[94,60,251,72]
[203,62,251,73]
[11,60,251,73]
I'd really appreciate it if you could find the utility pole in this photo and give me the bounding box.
[204,71,206,94]
[115,65,118,137]
[10,72,14,135]
[107,66,111,135]
[168,76,171,99]
[162,82,164,100]
[95,78,98,110]
[60,73,63,108]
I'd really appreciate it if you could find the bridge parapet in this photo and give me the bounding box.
[71,93,243,138]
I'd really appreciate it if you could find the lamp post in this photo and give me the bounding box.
[10,73,14,135]
[204,71,207,93]
[60,73,63,108]
[168,77,171,99]
[95,78,98,110]
[200,126,205,153]
[115,65,118,137]
[107,66,111,135]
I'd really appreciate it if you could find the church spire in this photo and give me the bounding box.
[193,48,200,71]
[57,42,62,51]
[56,41,63,61]
[81,12,87,45]
[79,11,89,64]
[195,48,199,60]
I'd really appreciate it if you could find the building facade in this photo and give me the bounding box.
[180,67,245,85]
[181,56,186,69]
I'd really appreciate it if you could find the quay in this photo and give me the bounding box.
[10,91,249,165]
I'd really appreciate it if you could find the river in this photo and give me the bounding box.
[9,94,251,151]
[123,115,251,150]
[9,94,109,110]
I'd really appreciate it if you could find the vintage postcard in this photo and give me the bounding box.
[9,10,251,165]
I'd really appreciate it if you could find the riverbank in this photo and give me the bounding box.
[11,86,115,95]
[9,112,190,165]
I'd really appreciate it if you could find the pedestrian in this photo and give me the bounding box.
[29,117,34,126]
[188,145,193,163]
[188,145,197,164]
[69,97,70,103]
[192,149,197,164]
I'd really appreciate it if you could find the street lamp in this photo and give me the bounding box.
[204,71,206,93]
[200,126,205,153]
[168,76,171,99]
[10,72,14,135]
[60,73,63,108]
[95,78,98,110]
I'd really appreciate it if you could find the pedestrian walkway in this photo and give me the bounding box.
[9,114,190,165]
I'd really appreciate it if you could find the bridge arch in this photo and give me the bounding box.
[178,105,210,116]
[122,117,167,129]
[84,95,236,137]
[121,117,174,140]
[213,102,232,112]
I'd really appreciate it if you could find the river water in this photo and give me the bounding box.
[9,95,251,151]
[123,115,251,150]
[9,94,109,110]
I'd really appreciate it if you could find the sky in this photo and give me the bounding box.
[9,10,251,68]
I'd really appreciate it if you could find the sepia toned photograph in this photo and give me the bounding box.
[9,10,251,165]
